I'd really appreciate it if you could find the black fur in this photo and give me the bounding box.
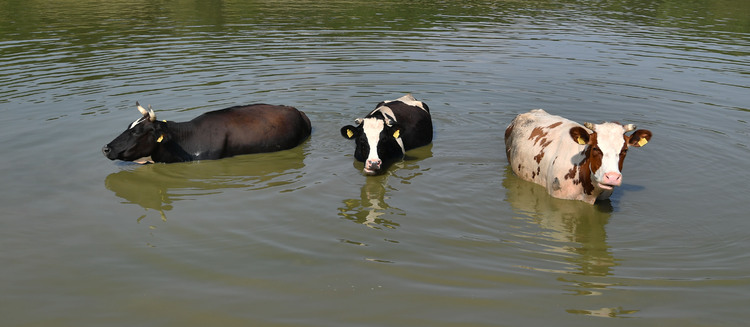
[103,104,311,163]
[341,96,432,173]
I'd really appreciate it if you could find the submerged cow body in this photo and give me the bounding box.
[103,102,311,163]
[505,109,652,204]
[341,94,432,175]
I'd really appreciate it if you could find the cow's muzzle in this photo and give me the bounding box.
[363,159,382,175]
[598,172,622,190]
[102,145,116,160]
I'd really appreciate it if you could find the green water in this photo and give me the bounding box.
[1,0,749,326]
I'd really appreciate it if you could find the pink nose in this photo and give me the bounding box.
[365,159,381,171]
[602,172,622,186]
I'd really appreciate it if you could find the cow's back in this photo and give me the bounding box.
[385,101,433,150]
[505,109,587,200]
[191,104,311,156]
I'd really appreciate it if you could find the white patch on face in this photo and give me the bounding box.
[364,107,406,154]
[129,116,147,129]
[362,118,384,162]
[591,122,626,178]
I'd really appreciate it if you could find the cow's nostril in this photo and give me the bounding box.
[102,146,110,155]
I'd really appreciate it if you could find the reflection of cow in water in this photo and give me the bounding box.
[338,145,433,229]
[339,174,401,230]
[105,147,307,221]
[502,168,615,277]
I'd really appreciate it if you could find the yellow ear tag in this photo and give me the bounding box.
[346,129,354,138]
[156,134,164,143]
[637,138,648,147]
[393,130,400,139]
[577,136,586,145]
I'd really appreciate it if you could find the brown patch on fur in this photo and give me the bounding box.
[528,126,547,145]
[586,133,602,176]
[565,165,577,180]
[534,150,544,164]
[578,148,595,195]
[541,138,552,148]
[528,122,560,147]
[618,137,628,171]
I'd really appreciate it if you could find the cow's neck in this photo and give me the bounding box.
[152,121,196,163]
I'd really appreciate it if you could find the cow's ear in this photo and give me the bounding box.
[628,129,652,147]
[153,121,170,143]
[569,126,590,145]
[341,125,359,139]
[389,123,402,139]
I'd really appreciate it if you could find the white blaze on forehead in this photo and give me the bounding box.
[591,122,626,175]
[362,118,384,162]
[129,116,148,129]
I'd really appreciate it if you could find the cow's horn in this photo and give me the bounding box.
[136,102,149,115]
[624,123,636,132]
[147,104,156,122]
[583,122,595,130]
[354,118,364,125]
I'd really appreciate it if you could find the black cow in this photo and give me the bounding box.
[102,102,311,163]
[340,94,433,175]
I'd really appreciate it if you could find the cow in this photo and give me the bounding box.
[504,109,652,204]
[340,94,433,175]
[102,102,311,163]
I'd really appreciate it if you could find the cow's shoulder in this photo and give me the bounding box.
[508,110,582,148]
[381,94,429,115]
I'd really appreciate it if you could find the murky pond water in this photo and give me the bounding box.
[1,0,749,326]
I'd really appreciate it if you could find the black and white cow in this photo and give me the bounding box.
[102,102,311,163]
[340,94,433,175]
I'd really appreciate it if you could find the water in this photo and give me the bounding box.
[1,0,749,326]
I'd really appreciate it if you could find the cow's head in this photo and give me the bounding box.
[341,113,404,175]
[102,102,169,163]
[569,122,652,192]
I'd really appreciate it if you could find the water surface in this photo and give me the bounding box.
[1,0,749,326]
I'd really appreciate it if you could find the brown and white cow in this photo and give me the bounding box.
[504,109,652,204]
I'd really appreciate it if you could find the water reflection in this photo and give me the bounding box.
[105,146,307,221]
[502,168,637,316]
[338,144,432,229]
[503,168,615,277]
[566,307,638,318]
